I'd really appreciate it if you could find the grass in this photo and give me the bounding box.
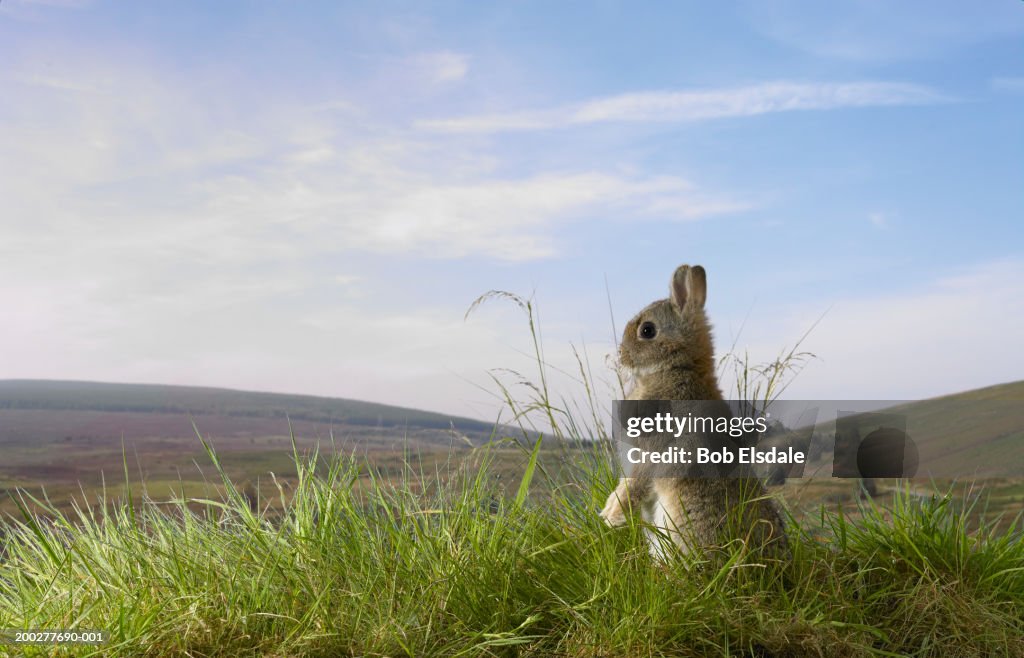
[2,438,1022,657]
[2,295,1023,656]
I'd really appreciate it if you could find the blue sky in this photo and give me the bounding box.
[2,0,1022,421]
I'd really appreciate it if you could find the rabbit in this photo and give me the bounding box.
[599,264,789,562]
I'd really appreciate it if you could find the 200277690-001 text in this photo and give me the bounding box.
[1,629,109,647]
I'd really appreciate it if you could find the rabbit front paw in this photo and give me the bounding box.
[600,492,629,527]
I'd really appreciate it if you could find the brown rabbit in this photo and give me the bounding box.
[599,265,789,562]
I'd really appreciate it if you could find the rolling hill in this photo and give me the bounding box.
[0,379,496,434]
[0,380,509,513]
[799,379,1024,479]
[2,378,1021,519]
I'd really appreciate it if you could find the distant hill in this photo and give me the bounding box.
[0,379,506,457]
[0,379,495,434]
[0,380,515,517]
[782,380,1024,479]
[919,379,1024,403]
[876,379,1024,477]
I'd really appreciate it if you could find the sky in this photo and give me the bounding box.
[2,0,1022,423]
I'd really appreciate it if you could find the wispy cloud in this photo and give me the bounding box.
[190,168,747,262]
[0,47,752,400]
[0,45,755,417]
[2,54,748,266]
[6,2,1016,417]
[417,81,948,133]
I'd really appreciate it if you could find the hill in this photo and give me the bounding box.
[885,379,1024,477]
[0,379,496,434]
[789,379,1024,479]
[0,379,507,514]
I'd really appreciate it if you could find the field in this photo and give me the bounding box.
[0,380,505,518]
[4,379,1024,527]
[1,377,1023,656]
[1,436,1023,657]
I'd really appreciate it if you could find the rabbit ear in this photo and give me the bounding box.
[670,265,707,311]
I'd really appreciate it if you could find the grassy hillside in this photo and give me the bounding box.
[0,379,506,518]
[1,371,1021,655]
[0,379,496,433]
[883,379,1024,477]
[1,440,1021,657]
[788,379,1024,479]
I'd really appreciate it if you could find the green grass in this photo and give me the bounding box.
[2,295,1023,656]
[1,436,1022,657]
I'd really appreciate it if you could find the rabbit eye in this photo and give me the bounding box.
[639,321,657,340]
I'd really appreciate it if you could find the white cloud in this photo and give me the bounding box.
[730,259,1024,400]
[0,47,750,419]
[418,110,557,134]
[178,167,747,264]
[417,81,948,133]
[0,61,742,263]
[572,82,943,122]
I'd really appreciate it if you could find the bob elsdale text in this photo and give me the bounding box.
[625,445,805,465]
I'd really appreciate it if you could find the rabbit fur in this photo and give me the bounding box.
[599,264,789,562]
